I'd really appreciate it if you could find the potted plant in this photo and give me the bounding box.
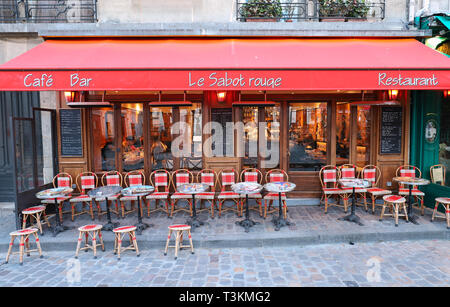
[284,0,296,22]
[345,0,370,21]
[240,0,283,22]
[319,0,369,22]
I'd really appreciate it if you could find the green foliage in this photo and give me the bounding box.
[240,0,283,19]
[319,0,370,18]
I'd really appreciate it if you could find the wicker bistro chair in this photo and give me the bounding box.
[196,169,218,218]
[217,169,241,217]
[263,169,289,219]
[319,165,349,213]
[430,164,446,186]
[146,169,171,217]
[98,171,123,218]
[361,165,392,214]
[396,165,426,216]
[69,172,98,221]
[41,173,73,222]
[338,164,368,211]
[240,168,263,217]
[170,169,194,218]
[119,171,146,218]
[380,195,408,227]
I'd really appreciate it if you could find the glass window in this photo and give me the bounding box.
[151,106,173,170]
[243,106,258,168]
[356,106,371,168]
[289,103,327,171]
[121,104,144,172]
[439,100,450,186]
[179,103,202,170]
[336,102,350,165]
[92,108,115,172]
[261,106,280,169]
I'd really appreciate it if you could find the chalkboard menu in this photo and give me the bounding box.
[380,106,402,154]
[60,109,83,157]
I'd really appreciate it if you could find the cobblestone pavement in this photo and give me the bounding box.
[0,239,448,287]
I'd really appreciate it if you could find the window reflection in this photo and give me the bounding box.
[151,107,173,170]
[356,106,371,168]
[179,103,202,170]
[92,108,115,172]
[121,104,144,172]
[289,103,327,171]
[243,107,258,168]
[261,106,280,169]
[440,101,450,186]
[336,103,350,165]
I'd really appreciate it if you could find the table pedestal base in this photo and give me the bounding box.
[103,221,120,232]
[186,217,204,230]
[236,218,259,233]
[136,222,152,235]
[338,213,364,226]
[272,216,294,231]
[407,214,420,225]
[50,224,68,237]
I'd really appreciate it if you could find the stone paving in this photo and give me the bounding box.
[0,239,448,287]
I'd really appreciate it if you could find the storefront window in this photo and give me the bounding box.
[91,108,115,172]
[179,103,202,170]
[243,107,258,168]
[261,106,280,169]
[439,101,450,186]
[356,106,371,168]
[336,102,350,165]
[151,107,173,170]
[289,103,327,171]
[121,104,144,172]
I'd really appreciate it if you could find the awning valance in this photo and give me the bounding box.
[0,38,449,91]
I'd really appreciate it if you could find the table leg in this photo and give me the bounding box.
[236,194,259,232]
[103,197,120,231]
[50,198,67,237]
[272,192,294,231]
[407,185,420,225]
[135,196,152,235]
[338,187,364,226]
[187,194,204,231]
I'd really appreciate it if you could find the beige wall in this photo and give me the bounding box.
[0,37,43,65]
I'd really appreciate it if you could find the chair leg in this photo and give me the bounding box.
[446,205,450,229]
[371,196,376,214]
[132,231,139,256]
[99,230,105,252]
[75,232,83,259]
[35,213,43,235]
[379,202,386,221]
[92,231,97,259]
[394,204,399,227]
[6,235,15,263]
[403,203,409,222]
[174,230,181,260]
[22,214,27,229]
[19,235,24,265]
[431,201,438,222]
[164,229,172,256]
[188,229,194,254]
[33,232,43,258]
[116,233,122,260]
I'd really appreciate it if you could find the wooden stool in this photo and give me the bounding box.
[6,228,43,265]
[75,224,105,259]
[113,226,140,260]
[380,195,408,227]
[21,205,50,235]
[164,224,194,260]
[431,197,450,229]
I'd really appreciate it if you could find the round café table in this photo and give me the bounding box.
[393,177,430,225]
[232,182,263,233]
[338,178,371,226]
[264,182,296,231]
[88,186,123,231]
[36,187,73,237]
[121,185,155,235]
[177,183,209,231]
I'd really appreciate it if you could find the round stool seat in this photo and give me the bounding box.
[78,224,103,232]
[435,197,450,204]
[168,224,191,231]
[10,228,38,237]
[113,225,137,233]
[383,195,406,203]
[22,206,45,215]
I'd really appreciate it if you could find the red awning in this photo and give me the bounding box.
[0,38,449,91]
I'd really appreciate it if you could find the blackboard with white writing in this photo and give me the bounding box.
[380,106,402,154]
[60,109,83,157]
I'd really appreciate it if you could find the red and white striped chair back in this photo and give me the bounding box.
[197,169,216,192]
[265,169,288,184]
[361,165,380,187]
[150,169,171,192]
[240,168,262,184]
[339,164,357,179]
[319,165,339,189]
[102,171,122,187]
[76,172,97,194]
[53,173,72,189]
[125,171,145,187]
[171,169,193,190]
[396,165,422,189]
[219,169,238,192]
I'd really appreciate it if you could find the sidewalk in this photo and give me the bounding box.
[0,200,448,252]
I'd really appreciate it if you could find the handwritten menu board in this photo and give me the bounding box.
[60,109,83,157]
[380,106,402,154]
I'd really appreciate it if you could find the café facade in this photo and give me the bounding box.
[1,37,450,199]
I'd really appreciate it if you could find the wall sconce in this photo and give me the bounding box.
[217,91,227,102]
[388,89,399,100]
[64,91,75,103]
[443,90,450,100]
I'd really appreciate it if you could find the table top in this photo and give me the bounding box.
[392,177,430,186]
[36,187,73,199]
[177,183,209,194]
[231,182,263,195]
[121,185,155,197]
[88,186,123,199]
[338,178,371,188]
[264,182,296,193]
